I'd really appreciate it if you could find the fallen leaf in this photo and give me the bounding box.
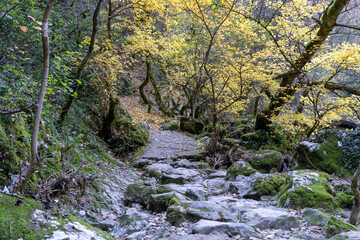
[20,26,28,32]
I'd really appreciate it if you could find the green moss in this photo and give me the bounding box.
[130,123,149,146]
[335,191,354,209]
[166,205,186,226]
[241,132,260,140]
[169,197,181,206]
[249,175,286,199]
[227,161,258,179]
[251,150,283,173]
[323,217,359,237]
[148,192,176,212]
[278,183,337,211]
[0,194,54,240]
[297,131,344,174]
[125,183,156,206]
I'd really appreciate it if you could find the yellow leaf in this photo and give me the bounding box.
[28,15,36,21]
[36,21,42,25]
[24,58,31,61]
[32,26,42,31]
[20,26,28,32]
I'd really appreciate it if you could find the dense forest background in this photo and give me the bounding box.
[1,0,360,200]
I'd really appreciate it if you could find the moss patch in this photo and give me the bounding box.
[323,217,359,237]
[251,150,283,173]
[0,194,53,240]
[246,174,286,199]
[226,161,258,179]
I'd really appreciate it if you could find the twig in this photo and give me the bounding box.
[1,192,24,199]
[9,222,13,239]
[0,103,36,116]
[303,149,320,171]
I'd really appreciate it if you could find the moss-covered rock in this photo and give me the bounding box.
[295,131,344,174]
[148,192,177,212]
[241,132,260,141]
[229,124,252,139]
[0,193,54,239]
[323,217,359,237]
[166,203,187,226]
[334,184,354,209]
[277,170,337,211]
[226,161,258,179]
[251,150,283,173]
[161,121,179,131]
[124,183,157,206]
[130,123,149,146]
[180,117,204,134]
[245,174,286,199]
[302,208,329,226]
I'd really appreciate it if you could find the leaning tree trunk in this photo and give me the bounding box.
[255,0,350,130]
[57,0,104,128]
[16,0,56,191]
[350,164,360,225]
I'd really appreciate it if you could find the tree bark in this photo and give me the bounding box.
[101,95,118,143]
[16,0,56,191]
[139,57,152,105]
[57,0,104,128]
[350,163,360,225]
[255,0,350,130]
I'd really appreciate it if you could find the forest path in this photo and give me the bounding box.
[141,130,204,160]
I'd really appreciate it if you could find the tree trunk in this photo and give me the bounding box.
[101,95,118,143]
[147,59,173,116]
[139,57,152,105]
[350,164,360,225]
[57,0,104,128]
[16,0,56,191]
[255,0,350,130]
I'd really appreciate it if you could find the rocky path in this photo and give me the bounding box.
[44,130,360,239]
[107,130,359,240]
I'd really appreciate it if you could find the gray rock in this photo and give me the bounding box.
[125,231,147,240]
[227,161,258,179]
[208,170,227,178]
[250,150,283,173]
[240,207,299,230]
[141,130,204,160]
[145,163,174,177]
[331,231,360,240]
[158,233,231,240]
[302,208,329,226]
[190,219,256,237]
[132,158,154,169]
[201,178,228,195]
[124,183,157,206]
[160,168,202,184]
[162,183,209,200]
[112,212,151,237]
[180,116,204,134]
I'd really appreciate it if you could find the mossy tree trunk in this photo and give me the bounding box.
[139,56,152,105]
[101,95,118,143]
[254,0,350,130]
[146,58,173,117]
[17,0,55,191]
[350,163,360,225]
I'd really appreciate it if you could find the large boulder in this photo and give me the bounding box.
[323,217,359,238]
[295,130,344,174]
[190,219,256,237]
[250,150,283,173]
[180,117,204,134]
[277,170,337,211]
[226,161,258,179]
[229,172,286,200]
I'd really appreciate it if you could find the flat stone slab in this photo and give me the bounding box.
[190,219,256,237]
[141,130,204,160]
